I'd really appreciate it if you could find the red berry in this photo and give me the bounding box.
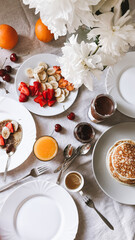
[67,112,75,120]
[48,89,55,100]
[0,69,6,77]
[2,73,11,82]
[18,82,28,91]
[10,53,18,62]
[34,95,43,103]
[42,90,48,99]
[29,85,35,97]
[0,135,5,146]
[55,124,62,132]
[19,93,28,102]
[6,122,14,133]
[39,99,47,107]
[47,99,56,107]
[33,81,41,91]
[5,65,12,73]
[20,86,30,96]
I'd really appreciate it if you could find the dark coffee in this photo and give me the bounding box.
[95,96,114,116]
[74,122,95,143]
[65,172,82,190]
[88,94,116,123]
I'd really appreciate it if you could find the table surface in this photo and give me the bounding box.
[0,1,135,240]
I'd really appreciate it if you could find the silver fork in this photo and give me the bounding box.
[82,194,114,230]
[0,165,49,192]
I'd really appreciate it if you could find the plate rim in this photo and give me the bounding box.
[0,96,36,172]
[0,179,79,240]
[92,122,135,205]
[15,53,78,117]
[105,51,135,118]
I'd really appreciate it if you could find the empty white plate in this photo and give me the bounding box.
[105,52,135,118]
[92,122,135,205]
[0,180,79,240]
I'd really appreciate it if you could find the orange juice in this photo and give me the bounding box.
[34,136,58,161]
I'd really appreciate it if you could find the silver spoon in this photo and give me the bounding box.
[56,144,74,184]
[4,144,15,182]
[54,144,74,173]
[62,143,91,172]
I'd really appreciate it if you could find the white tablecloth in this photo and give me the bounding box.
[0,1,135,239]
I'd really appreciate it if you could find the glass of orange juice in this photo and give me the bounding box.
[33,136,58,161]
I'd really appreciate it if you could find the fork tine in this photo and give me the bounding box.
[38,166,48,173]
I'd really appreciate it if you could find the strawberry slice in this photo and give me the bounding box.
[21,86,30,96]
[42,90,48,99]
[6,122,14,133]
[34,95,43,103]
[19,93,28,102]
[39,99,47,107]
[0,135,5,146]
[33,81,41,92]
[48,99,56,107]
[18,82,28,91]
[48,89,55,100]
[29,86,35,97]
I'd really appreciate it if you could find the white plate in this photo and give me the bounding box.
[0,180,79,240]
[15,54,78,116]
[0,97,36,172]
[92,122,135,205]
[105,52,135,118]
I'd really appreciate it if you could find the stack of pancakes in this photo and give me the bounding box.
[106,140,135,184]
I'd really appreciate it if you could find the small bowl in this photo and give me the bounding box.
[74,122,95,143]
[64,171,84,193]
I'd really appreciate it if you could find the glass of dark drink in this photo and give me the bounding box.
[88,94,117,123]
[74,122,95,143]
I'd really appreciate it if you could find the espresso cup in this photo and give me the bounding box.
[64,171,84,193]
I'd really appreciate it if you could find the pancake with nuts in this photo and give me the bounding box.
[106,140,135,184]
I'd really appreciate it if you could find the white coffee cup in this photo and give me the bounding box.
[64,171,84,193]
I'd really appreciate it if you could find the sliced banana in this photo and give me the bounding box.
[11,120,18,132]
[33,73,40,82]
[38,62,48,70]
[34,66,44,74]
[45,82,53,89]
[41,83,46,91]
[47,67,56,76]
[64,89,69,97]
[49,81,58,90]
[2,127,10,139]
[61,89,66,96]
[26,68,34,78]
[54,74,61,81]
[55,88,61,97]
[38,71,46,81]
[56,94,65,103]
[48,76,56,82]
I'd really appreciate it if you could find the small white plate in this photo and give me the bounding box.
[15,53,78,116]
[0,97,36,172]
[0,180,79,240]
[105,52,135,118]
[92,122,135,205]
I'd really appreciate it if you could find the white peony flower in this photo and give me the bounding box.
[93,0,118,13]
[58,35,103,91]
[88,0,135,61]
[22,0,101,39]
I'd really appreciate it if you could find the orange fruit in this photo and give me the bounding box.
[35,18,54,43]
[0,24,18,50]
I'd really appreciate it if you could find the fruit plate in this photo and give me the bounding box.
[0,97,36,173]
[15,53,78,116]
[92,122,135,205]
[0,180,79,240]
